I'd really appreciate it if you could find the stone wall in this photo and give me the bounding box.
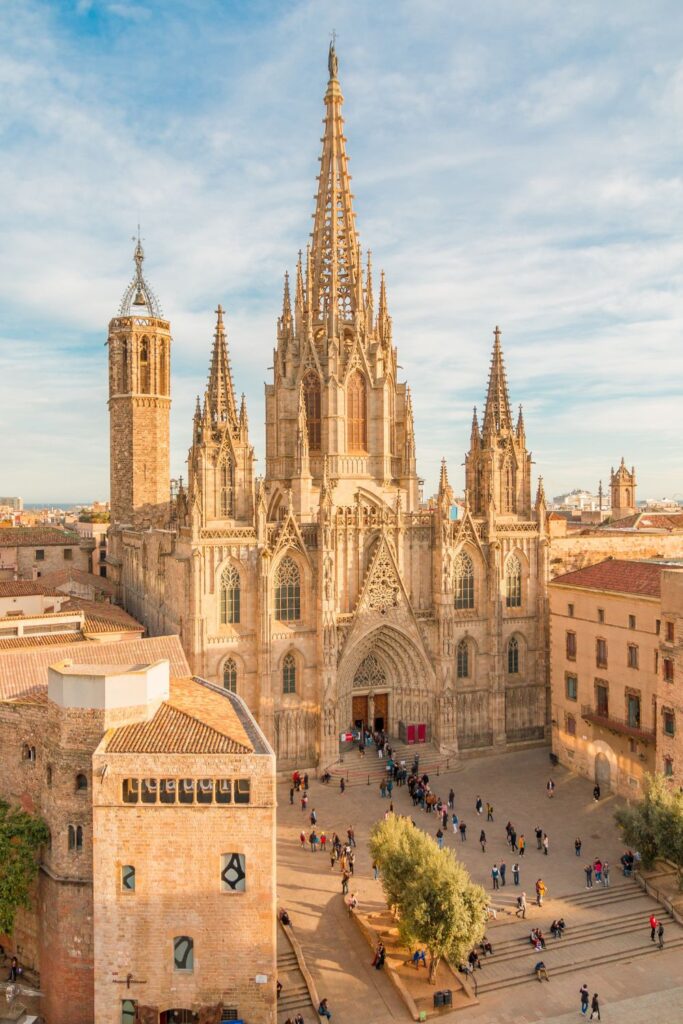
[550,531,683,578]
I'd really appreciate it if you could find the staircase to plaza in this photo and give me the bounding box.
[325,738,461,787]
[475,880,683,994]
[277,923,317,1022]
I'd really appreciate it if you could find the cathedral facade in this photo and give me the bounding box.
[107,45,549,768]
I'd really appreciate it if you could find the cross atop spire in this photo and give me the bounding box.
[118,231,162,317]
[482,325,513,438]
[206,304,238,431]
[310,41,360,328]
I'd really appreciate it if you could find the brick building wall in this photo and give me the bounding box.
[658,569,683,786]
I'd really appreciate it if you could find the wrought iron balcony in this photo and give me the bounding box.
[580,704,655,742]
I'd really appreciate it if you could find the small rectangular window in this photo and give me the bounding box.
[141,778,157,804]
[221,852,246,892]
[566,631,577,661]
[215,779,232,804]
[565,714,576,736]
[664,658,674,683]
[596,638,608,668]
[122,779,139,804]
[666,621,675,643]
[196,779,214,804]
[664,757,674,777]
[627,644,639,669]
[656,619,661,635]
[628,614,636,630]
[598,608,605,624]
[178,779,195,804]
[234,778,251,804]
[565,674,578,701]
[567,603,574,617]
[663,711,675,737]
[159,779,176,804]
[121,865,136,892]
[655,651,659,673]
[63,548,73,561]
[627,694,641,729]
[35,549,45,561]
[596,683,609,717]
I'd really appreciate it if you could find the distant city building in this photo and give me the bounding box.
[550,488,606,512]
[0,495,23,511]
[0,526,90,580]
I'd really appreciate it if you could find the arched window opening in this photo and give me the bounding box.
[504,461,515,513]
[505,555,522,608]
[347,371,367,452]
[219,458,234,517]
[159,345,167,395]
[454,552,475,610]
[139,337,151,394]
[303,371,321,451]
[507,636,519,674]
[283,653,297,694]
[22,743,36,762]
[220,565,241,625]
[75,773,88,792]
[274,557,301,622]
[68,825,83,852]
[119,338,128,393]
[456,639,469,679]
[223,657,237,693]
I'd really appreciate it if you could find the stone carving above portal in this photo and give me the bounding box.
[353,653,386,689]
[364,543,400,613]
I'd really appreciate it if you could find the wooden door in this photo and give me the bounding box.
[352,695,368,730]
[374,692,388,732]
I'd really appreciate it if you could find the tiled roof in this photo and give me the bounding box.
[60,598,144,634]
[605,512,683,532]
[0,633,86,651]
[0,635,190,700]
[104,677,253,755]
[0,581,65,598]
[37,568,118,597]
[550,558,683,598]
[0,527,80,547]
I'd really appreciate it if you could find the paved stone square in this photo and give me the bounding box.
[277,746,683,1023]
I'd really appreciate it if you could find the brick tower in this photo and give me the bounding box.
[107,235,171,527]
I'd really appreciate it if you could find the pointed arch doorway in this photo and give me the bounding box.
[352,653,388,732]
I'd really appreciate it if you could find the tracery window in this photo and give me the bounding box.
[353,654,386,689]
[219,458,234,517]
[456,639,470,679]
[220,565,240,624]
[454,552,475,610]
[303,371,322,451]
[274,556,301,621]
[347,371,367,451]
[223,657,237,693]
[505,555,522,608]
[282,653,297,694]
[507,636,519,674]
[139,337,150,394]
[158,345,167,395]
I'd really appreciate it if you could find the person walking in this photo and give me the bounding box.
[500,860,507,886]
[589,993,601,1020]
[658,921,664,949]
[372,859,379,881]
[546,778,555,798]
[310,808,317,827]
[340,778,345,794]
[519,834,526,856]
[436,828,444,850]
[491,864,500,890]
[300,830,306,849]
[594,858,602,883]
[459,820,467,842]
[593,784,601,802]
[510,828,517,851]
[289,786,294,805]
[320,832,327,852]
[448,788,455,809]
[480,829,487,853]
[347,827,356,847]
[602,861,610,887]
[476,796,483,815]
[535,878,546,906]
[650,913,658,942]
[341,870,350,896]
[580,984,590,1016]
[575,837,582,857]
[585,864,593,889]
[535,825,543,850]
[515,892,527,918]
[301,792,308,812]
[452,812,459,834]
[542,833,549,856]
[512,862,520,885]
[486,802,494,821]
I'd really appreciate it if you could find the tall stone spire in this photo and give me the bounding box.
[310,40,360,328]
[206,305,238,430]
[482,326,513,438]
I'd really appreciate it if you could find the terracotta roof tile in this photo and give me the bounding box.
[605,512,683,532]
[0,527,80,547]
[0,633,86,651]
[37,568,118,596]
[550,558,683,598]
[0,581,65,598]
[0,635,190,700]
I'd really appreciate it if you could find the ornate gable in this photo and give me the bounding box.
[360,537,402,614]
[272,505,312,568]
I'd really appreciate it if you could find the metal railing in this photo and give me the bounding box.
[581,704,655,741]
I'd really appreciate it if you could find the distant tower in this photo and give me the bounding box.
[108,236,171,525]
[610,458,637,518]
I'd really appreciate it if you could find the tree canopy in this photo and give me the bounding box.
[615,773,683,887]
[370,815,488,983]
[0,800,49,936]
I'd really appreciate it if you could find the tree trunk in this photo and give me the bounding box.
[428,952,440,984]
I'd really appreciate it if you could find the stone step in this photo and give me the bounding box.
[486,884,647,920]
[477,934,683,993]
[559,884,644,907]
[277,953,298,966]
[278,994,312,1011]
[486,907,674,963]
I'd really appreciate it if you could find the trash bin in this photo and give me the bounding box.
[433,991,445,1008]
[442,989,452,1006]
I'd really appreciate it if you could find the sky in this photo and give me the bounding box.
[1,0,683,504]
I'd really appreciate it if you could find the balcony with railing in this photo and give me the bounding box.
[580,704,655,742]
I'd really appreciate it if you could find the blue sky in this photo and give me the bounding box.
[1,0,682,503]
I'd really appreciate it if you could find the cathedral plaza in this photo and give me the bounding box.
[276,746,683,1023]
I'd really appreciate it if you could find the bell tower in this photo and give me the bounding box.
[108,235,171,526]
[610,458,637,518]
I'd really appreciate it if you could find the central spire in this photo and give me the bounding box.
[482,326,513,437]
[206,305,238,431]
[310,41,361,329]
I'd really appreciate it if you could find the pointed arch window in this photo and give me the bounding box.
[505,555,522,608]
[456,639,470,679]
[223,657,237,692]
[158,344,167,395]
[347,371,367,452]
[504,460,515,513]
[454,552,475,610]
[303,371,322,451]
[507,636,519,674]
[119,337,128,393]
[220,565,240,624]
[282,652,297,694]
[274,556,301,622]
[139,337,150,394]
[219,457,234,517]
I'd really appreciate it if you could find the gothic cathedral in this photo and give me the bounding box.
[107,45,549,768]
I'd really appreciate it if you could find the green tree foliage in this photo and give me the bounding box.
[0,801,49,936]
[370,816,488,983]
[615,773,683,886]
